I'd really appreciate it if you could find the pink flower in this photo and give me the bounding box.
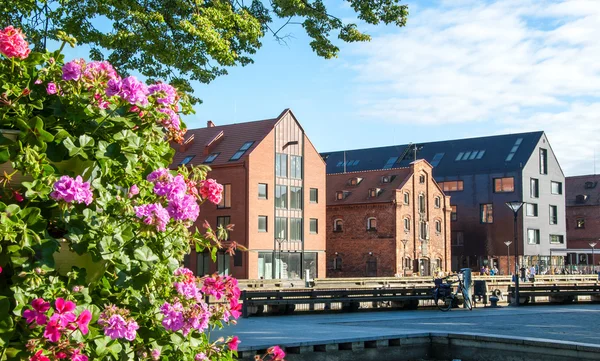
[128,185,139,198]
[23,298,51,326]
[46,82,57,95]
[199,179,223,205]
[228,336,240,351]
[269,346,286,360]
[102,314,128,340]
[119,76,149,105]
[123,319,139,341]
[0,266,2,274]
[43,318,62,342]
[62,60,83,81]
[194,353,207,361]
[14,191,24,202]
[76,310,92,335]
[157,108,181,131]
[202,275,227,300]
[149,83,177,105]
[134,203,170,231]
[151,349,161,360]
[71,349,88,361]
[106,78,121,97]
[52,298,76,327]
[154,174,186,201]
[147,168,172,183]
[0,26,31,59]
[160,302,185,332]
[50,176,93,205]
[166,194,199,222]
[30,350,50,361]
[83,61,118,82]
[34,79,42,85]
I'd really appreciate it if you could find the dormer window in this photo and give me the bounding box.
[369,188,381,198]
[382,176,391,184]
[367,217,377,231]
[348,177,363,186]
[336,191,350,200]
[585,182,597,189]
[334,219,344,232]
[575,194,588,204]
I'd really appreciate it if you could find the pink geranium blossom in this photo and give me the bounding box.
[43,318,62,342]
[166,194,199,222]
[50,175,93,205]
[149,83,177,105]
[75,310,92,335]
[194,353,208,361]
[71,349,88,361]
[23,298,51,326]
[269,346,286,360]
[119,76,149,105]
[0,26,31,59]
[46,83,57,95]
[30,350,50,361]
[199,179,223,205]
[134,203,170,231]
[128,184,140,198]
[151,349,161,360]
[52,298,76,327]
[62,60,84,81]
[228,336,240,351]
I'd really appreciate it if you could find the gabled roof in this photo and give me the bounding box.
[566,175,600,207]
[326,167,413,206]
[171,110,289,167]
[321,131,545,177]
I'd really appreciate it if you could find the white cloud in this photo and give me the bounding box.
[347,0,600,175]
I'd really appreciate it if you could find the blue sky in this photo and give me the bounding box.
[63,0,600,176]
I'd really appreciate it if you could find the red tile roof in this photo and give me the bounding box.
[566,175,600,207]
[326,168,413,205]
[171,111,288,168]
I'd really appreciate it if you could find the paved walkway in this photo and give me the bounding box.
[212,304,600,350]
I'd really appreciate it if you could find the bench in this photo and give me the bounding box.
[508,283,600,304]
[240,287,434,317]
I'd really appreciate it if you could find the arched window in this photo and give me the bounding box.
[367,217,377,231]
[434,196,441,208]
[404,217,410,231]
[435,219,442,233]
[366,256,377,277]
[418,193,426,213]
[333,255,343,270]
[404,192,410,205]
[334,219,343,232]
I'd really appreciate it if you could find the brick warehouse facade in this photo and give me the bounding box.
[326,160,451,277]
[565,175,600,268]
[172,109,326,279]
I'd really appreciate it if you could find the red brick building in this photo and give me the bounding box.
[326,160,451,277]
[565,175,600,270]
[172,109,326,279]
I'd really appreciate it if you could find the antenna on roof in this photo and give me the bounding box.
[413,144,418,161]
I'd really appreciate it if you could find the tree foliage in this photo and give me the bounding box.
[1,0,409,101]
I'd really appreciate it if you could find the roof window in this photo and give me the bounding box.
[180,155,195,166]
[505,138,523,162]
[381,175,396,184]
[348,177,363,186]
[585,181,597,189]
[575,194,588,204]
[204,153,220,163]
[230,141,254,161]
[455,150,486,162]
[369,188,381,198]
[336,191,351,200]
[383,157,398,169]
[430,153,445,167]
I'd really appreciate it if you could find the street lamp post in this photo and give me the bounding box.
[506,201,524,307]
[401,239,409,277]
[590,242,597,274]
[504,241,512,276]
[275,238,285,279]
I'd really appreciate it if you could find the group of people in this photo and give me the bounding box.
[480,265,500,276]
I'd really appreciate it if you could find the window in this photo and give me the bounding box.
[455,152,464,161]
[550,234,564,244]
[180,155,195,165]
[551,181,562,195]
[452,231,464,246]
[451,206,457,221]
[585,181,597,189]
[530,178,539,198]
[381,175,393,183]
[217,253,230,275]
[526,203,538,217]
[576,194,588,204]
[234,252,243,267]
[290,186,302,210]
[333,254,343,270]
[404,192,410,205]
[480,204,493,223]
[430,153,445,167]
[434,196,441,208]
[204,153,220,163]
[258,216,268,232]
[276,153,288,177]
[217,216,231,229]
[336,191,350,200]
[258,183,268,199]
[527,229,540,244]
[349,177,362,186]
[217,184,231,208]
[438,181,464,192]
[418,194,426,213]
[230,141,254,161]
[383,157,398,169]
[539,148,548,175]
[196,252,210,276]
[275,217,287,239]
[505,138,522,162]
[549,205,558,225]
[310,188,318,203]
[435,220,442,233]
[476,150,486,159]
[367,217,377,231]
[275,185,288,209]
[419,221,429,240]
[403,217,410,231]
[494,177,514,193]
[369,188,380,198]
[334,219,343,232]
[291,155,302,179]
[310,218,318,234]
[419,175,425,184]
[576,218,585,229]
[290,218,302,241]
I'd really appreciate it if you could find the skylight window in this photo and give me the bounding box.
[204,153,220,163]
[456,150,486,162]
[505,138,523,162]
[461,152,471,160]
[383,157,398,169]
[476,150,485,159]
[180,155,195,165]
[430,153,445,167]
[230,141,254,161]
[352,160,360,166]
[455,152,464,161]
[337,161,344,167]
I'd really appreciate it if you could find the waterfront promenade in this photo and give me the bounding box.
[214,304,600,351]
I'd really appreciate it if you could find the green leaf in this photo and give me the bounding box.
[0,296,15,347]
[0,147,9,163]
[134,246,159,263]
[79,134,95,148]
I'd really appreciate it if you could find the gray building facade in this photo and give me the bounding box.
[321,131,566,273]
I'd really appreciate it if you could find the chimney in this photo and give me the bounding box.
[207,120,215,128]
[179,134,195,152]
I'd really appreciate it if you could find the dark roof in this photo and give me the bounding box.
[321,131,544,177]
[566,175,600,207]
[326,167,412,206]
[171,111,287,167]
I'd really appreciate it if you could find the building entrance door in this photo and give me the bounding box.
[419,258,430,276]
[366,257,377,277]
